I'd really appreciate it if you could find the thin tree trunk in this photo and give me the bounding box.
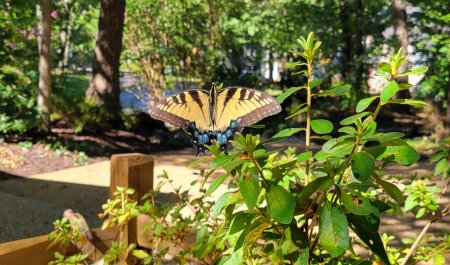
[392,0,411,99]
[37,0,52,132]
[85,0,125,119]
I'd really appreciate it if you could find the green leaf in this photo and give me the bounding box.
[229,212,254,235]
[267,185,295,224]
[369,132,405,142]
[188,158,207,168]
[297,177,334,208]
[276,86,306,104]
[132,249,149,259]
[235,217,271,256]
[356,96,378,113]
[380,81,399,103]
[211,155,234,169]
[263,128,303,144]
[339,126,357,135]
[239,178,260,210]
[433,253,446,265]
[347,214,390,265]
[435,158,449,176]
[352,152,375,181]
[340,112,370,125]
[205,174,227,196]
[212,192,242,218]
[340,189,374,215]
[378,62,391,73]
[311,119,333,134]
[387,99,429,108]
[373,173,404,205]
[223,159,247,172]
[297,151,312,163]
[322,84,350,96]
[310,78,323,88]
[319,201,349,257]
[395,145,420,166]
[397,66,428,77]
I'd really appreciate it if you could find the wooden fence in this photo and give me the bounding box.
[0,153,155,265]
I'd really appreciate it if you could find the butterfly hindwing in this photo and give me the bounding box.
[151,90,212,132]
[214,87,282,131]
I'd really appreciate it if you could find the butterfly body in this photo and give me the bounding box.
[151,85,281,155]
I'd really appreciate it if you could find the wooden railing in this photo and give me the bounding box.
[0,154,155,265]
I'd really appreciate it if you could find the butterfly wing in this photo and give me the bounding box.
[151,90,212,131]
[214,87,282,131]
[151,90,215,155]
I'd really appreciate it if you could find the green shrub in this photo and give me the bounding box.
[48,33,450,265]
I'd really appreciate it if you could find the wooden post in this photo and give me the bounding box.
[109,153,154,246]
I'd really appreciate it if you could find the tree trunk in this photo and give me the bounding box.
[392,0,410,99]
[37,0,52,133]
[85,0,125,119]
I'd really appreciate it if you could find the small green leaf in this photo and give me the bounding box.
[239,178,260,210]
[322,84,351,96]
[229,212,254,234]
[378,62,391,73]
[373,173,404,205]
[397,66,428,77]
[276,86,306,104]
[339,126,357,135]
[211,155,234,169]
[380,81,399,103]
[297,151,312,162]
[263,128,303,144]
[212,192,242,218]
[369,132,405,142]
[356,96,378,113]
[188,158,207,168]
[340,189,374,215]
[319,201,349,257]
[311,119,333,134]
[340,112,370,125]
[435,158,449,176]
[133,249,149,259]
[433,253,446,265]
[387,99,429,108]
[297,177,334,208]
[205,174,227,196]
[395,145,420,166]
[267,185,295,224]
[310,78,323,88]
[352,152,375,181]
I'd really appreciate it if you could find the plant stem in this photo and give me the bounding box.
[304,59,313,185]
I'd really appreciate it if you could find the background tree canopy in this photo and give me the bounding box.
[0,0,449,134]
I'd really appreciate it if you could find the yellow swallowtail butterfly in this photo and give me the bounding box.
[151,85,282,155]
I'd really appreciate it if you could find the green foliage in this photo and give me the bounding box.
[404,178,440,218]
[47,33,450,265]
[48,252,89,265]
[431,138,450,179]
[0,1,40,133]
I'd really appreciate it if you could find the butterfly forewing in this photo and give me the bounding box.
[150,90,212,131]
[214,87,282,130]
